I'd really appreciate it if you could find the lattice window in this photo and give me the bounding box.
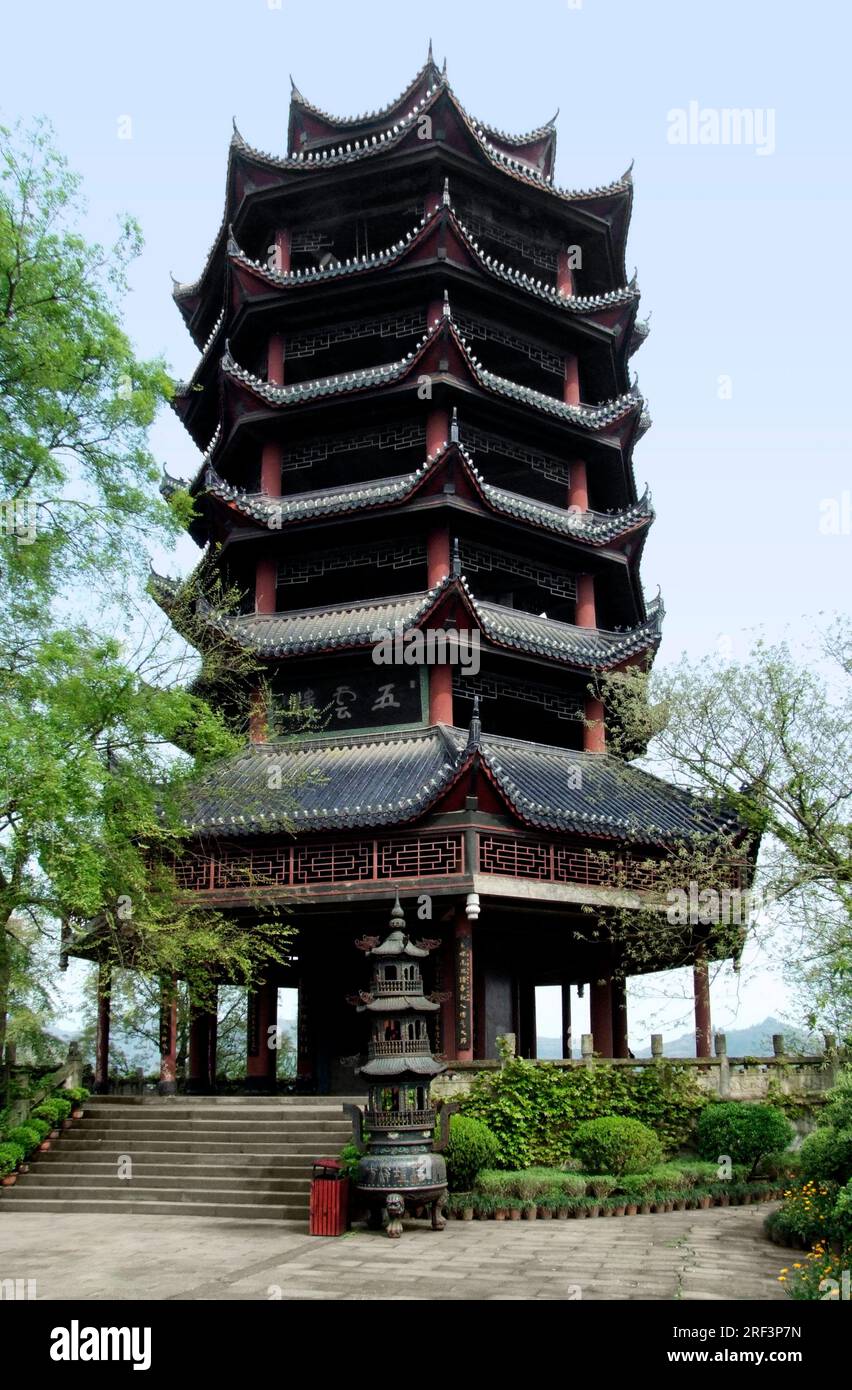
[461,423,571,485]
[277,539,425,586]
[286,311,426,360]
[454,311,563,377]
[455,202,559,272]
[283,424,424,472]
[452,670,584,721]
[458,539,577,600]
[290,230,335,254]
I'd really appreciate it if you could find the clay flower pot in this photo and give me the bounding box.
[587,1204,600,1218]
[611,1204,626,1217]
[72,1108,84,1120]
[61,1119,73,1131]
[494,1208,507,1221]
[461,1207,474,1222]
[38,1140,51,1153]
[538,1206,553,1220]
[556,1207,569,1220]
[508,1208,522,1221]
[625,1203,638,1216]
[640,1203,652,1216]
[2,1173,17,1187]
[522,1205,536,1220]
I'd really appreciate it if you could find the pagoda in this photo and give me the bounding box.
[84,47,751,1092]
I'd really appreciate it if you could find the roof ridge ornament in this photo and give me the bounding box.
[442,176,451,206]
[389,892,406,929]
[451,537,461,577]
[450,406,459,443]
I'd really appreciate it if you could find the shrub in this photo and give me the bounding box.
[3,1125,40,1155]
[798,1126,852,1185]
[0,1141,26,1176]
[28,1117,50,1142]
[444,1114,500,1192]
[338,1143,361,1181]
[765,1180,837,1247]
[696,1102,793,1177]
[820,1069,852,1131]
[475,1168,586,1200]
[570,1116,663,1175]
[64,1087,90,1105]
[460,1056,704,1168]
[832,1179,852,1244]
[31,1096,72,1125]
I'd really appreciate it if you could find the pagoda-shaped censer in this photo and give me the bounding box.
[346,895,451,1237]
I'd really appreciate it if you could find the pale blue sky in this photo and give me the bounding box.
[7,0,849,1042]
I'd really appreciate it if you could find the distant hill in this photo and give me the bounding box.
[536,1016,817,1061]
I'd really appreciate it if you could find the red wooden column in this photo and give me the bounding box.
[426,406,450,456]
[94,962,111,1094]
[589,976,614,1057]
[694,954,712,1058]
[158,977,178,1095]
[429,665,453,724]
[246,979,278,1090]
[255,558,277,614]
[580,571,606,753]
[568,459,588,512]
[564,353,580,405]
[575,574,596,629]
[427,528,450,587]
[557,248,575,298]
[454,907,474,1062]
[187,989,217,1093]
[611,977,630,1059]
[584,697,606,753]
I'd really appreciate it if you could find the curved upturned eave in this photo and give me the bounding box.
[194,443,654,554]
[173,82,631,344]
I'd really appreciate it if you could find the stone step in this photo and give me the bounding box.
[75,1114,350,1130]
[0,1195,306,1222]
[83,1097,361,1109]
[4,1184,302,1209]
[48,1139,334,1150]
[18,1172,311,1192]
[65,1123,350,1139]
[36,1151,317,1171]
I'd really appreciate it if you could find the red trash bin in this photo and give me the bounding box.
[309,1158,351,1236]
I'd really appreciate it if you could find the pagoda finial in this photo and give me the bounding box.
[390,892,405,929]
[442,55,447,78]
[466,695,481,753]
[427,37,434,65]
[450,406,459,443]
[442,176,451,206]
[451,537,461,577]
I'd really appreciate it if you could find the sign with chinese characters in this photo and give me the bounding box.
[455,930,473,1054]
[274,669,425,733]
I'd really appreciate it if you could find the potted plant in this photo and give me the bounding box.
[507,1198,523,1221]
[521,1200,537,1221]
[65,1086,90,1120]
[0,1141,25,1186]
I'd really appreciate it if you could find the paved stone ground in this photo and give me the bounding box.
[0,1206,791,1300]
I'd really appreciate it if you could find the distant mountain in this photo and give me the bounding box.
[536,1016,817,1061]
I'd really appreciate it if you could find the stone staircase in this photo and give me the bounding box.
[0,1096,355,1225]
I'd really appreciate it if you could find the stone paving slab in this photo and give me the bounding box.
[0,1207,790,1301]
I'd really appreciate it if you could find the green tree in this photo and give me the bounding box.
[598,619,852,1039]
[0,119,297,1097]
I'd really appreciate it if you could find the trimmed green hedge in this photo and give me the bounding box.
[697,1102,792,1177]
[571,1116,663,1175]
[444,1114,500,1192]
[460,1058,705,1168]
